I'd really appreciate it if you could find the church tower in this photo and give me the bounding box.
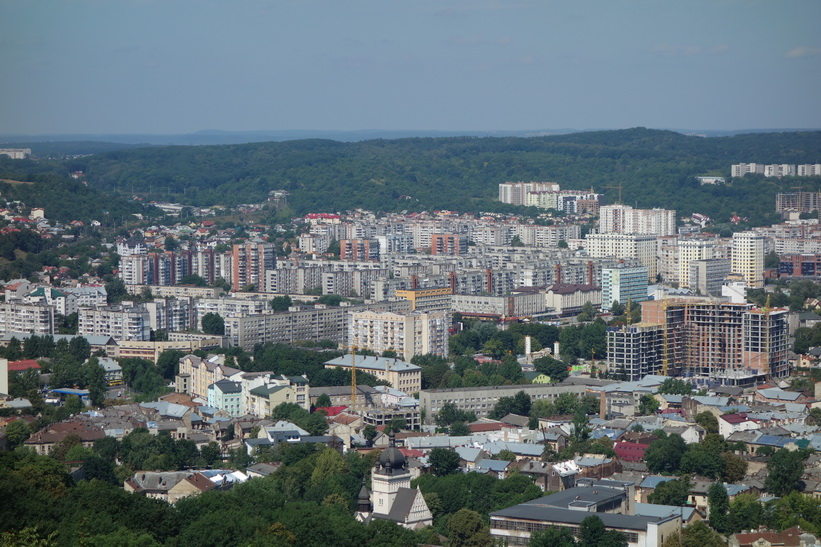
[371,432,411,515]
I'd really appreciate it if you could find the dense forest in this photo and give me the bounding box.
[64,128,821,224]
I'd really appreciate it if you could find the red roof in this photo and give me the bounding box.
[613,441,650,462]
[314,405,347,416]
[400,448,424,459]
[469,422,505,433]
[7,359,41,372]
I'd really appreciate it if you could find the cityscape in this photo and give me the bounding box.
[2,1,821,546]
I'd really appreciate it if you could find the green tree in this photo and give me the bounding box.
[579,515,627,547]
[648,477,690,506]
[727,493,763,534]
[315,393,332,407]
[530,527,576,547]
[638,394,659,415]
[449,422,471,436]
[645,433,687,473]
[445,508,491,547]
[708,482,729,534]
[429,447,460,477]
[694,411,719,434]
[721,451,749,483]
[662,520,725,547]
[5,419,32,448]
[533,355,569,383]
[764,448,804,496]
[657,378,693,395]
[201,312,225,335]
[271,295,293,311]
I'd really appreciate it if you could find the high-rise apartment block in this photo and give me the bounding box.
[498,182,560,206]
[688,258,731,296]
[677,239,715,289]
[232,242,275,291]
[430,234,467,255]
[608,298,788,384]
[601,265,648,310]
[585,233,657,279]
[348,310,450,361]
[731,232,765,288]
[599,205,676,237]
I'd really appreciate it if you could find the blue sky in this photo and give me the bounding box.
[2,0,820,134]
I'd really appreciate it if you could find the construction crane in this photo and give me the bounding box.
[339,344,360,408]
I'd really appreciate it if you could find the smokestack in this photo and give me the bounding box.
[553,341,560,357]
[587,261,594,287]
[525,336,532,356]
[600,390,606,420]
[555,264,562,285]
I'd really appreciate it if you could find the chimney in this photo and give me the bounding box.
[600,390,606,420]
[587,261,594,287]
[525,335,532,356]
[554,341,560,357]
[555,264,562,284]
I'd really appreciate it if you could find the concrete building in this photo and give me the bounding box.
[677,239,715,289]
[601,266,648,311]
[419,383,593,424]
[324,355,422,394]
[620,299,791,384]
[78,305,150,341]
[452,290,547,319]
[489,479,679,547]
[498,181,560,206]
[395,287,453,312]
[689,258,731,296]
[586,233,658,279]
[731,232,765,288]
[348,310,449,361]
[175,354,243,400]
[207,379,243,417]
[599,205,676,237]
[231,242,275,292]
[0,301,54,336]
[430,234,467,255]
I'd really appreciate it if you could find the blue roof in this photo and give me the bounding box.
[639,476,676,489]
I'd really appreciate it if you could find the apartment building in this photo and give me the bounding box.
[430,234,467,256]
[324,355,422,394]
[608,298,789,385]
[452,290,547,319]
[677,239,715,289]
[498,182,560,206]
[689,258,731,296]
[601,265,648,311]
[175,354,243,399]
[585,233,657,279]
[348,310,449,360]
[419,383,591,424]
[0,302,55,336]
[599,205,676,237]
[231,242,275,291]
[731,232,765,288]
[395,287,453,312]
[78,305,150,341]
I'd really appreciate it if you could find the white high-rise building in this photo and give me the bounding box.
[599,205,676,237]
[678,239,715,289]
[498,182,560,206]
[731,232,765,289]
[348,310,450,361]
[585,233,658,279]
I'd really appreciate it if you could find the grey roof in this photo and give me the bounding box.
[324,355,421,373]
[476,459,511,473]
[385,487,419,522]
[491,504,668,531]
[210,379,242,394]
[635,503,697,522]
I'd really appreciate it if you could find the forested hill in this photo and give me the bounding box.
[74,128,821,223]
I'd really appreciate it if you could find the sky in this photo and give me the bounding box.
[2,0,820,135]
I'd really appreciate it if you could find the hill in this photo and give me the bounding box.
[27,128,821,224]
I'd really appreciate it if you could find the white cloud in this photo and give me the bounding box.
[786,46,821,58]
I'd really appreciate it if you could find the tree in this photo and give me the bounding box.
[533,355,569,383]
[638,394,660,415]
[648,477,690,506]
[579,515,627,547]
[489,390,531,419]
[708,482,729,534]
[721,451,749,483]
[695,411,719,434]
[727,493,763,534]
[271,295,293,311]
[531,527,576,547]
[661,520,725,547]
[363,425,378,445]
[429,447,460,476]
[201,312,225,335]
[5,419,32,448]
[645,434,687,473]
[446,508,491,547]
[764,448,804,496]
[315,393,332,407]
[450,422,471,437]
[657,378,693,395]
[571,409,590,443]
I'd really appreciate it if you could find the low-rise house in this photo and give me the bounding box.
[475,459,512,479]
[719,413,761,438]
[167,472,217,504]
[24,421,105,456]
[728,525,817,547]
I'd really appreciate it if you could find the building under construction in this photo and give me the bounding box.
[607,297,788,385]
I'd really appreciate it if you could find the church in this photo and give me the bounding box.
[355,433,433,530]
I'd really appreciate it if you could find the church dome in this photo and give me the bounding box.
[379,446,406,471]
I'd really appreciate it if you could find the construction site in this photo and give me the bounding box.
[607,297,789,386]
